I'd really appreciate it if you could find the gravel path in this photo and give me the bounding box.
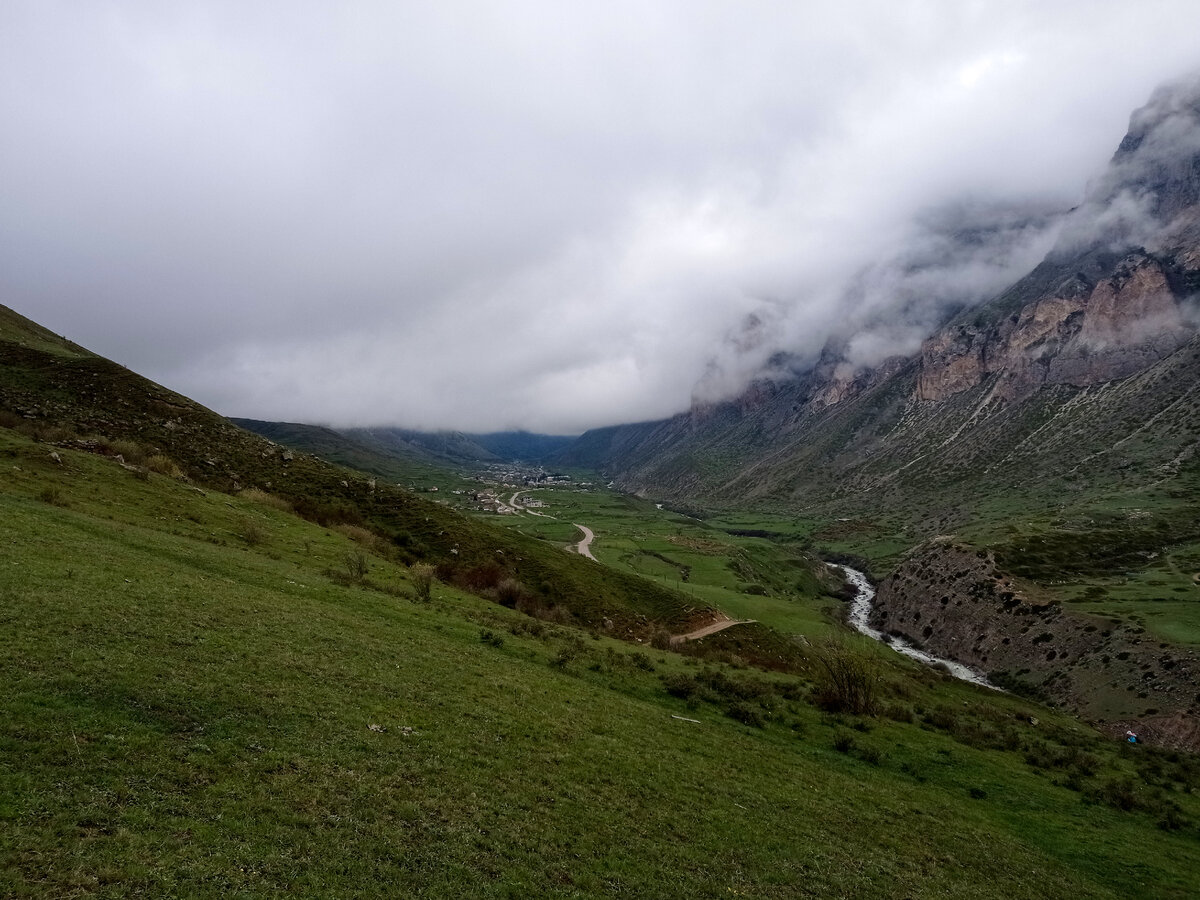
[572,524,597,560]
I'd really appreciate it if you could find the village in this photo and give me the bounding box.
[429,462,593,515]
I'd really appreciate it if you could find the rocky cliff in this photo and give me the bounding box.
[916,250,1195,403]
[872,540,1200,744]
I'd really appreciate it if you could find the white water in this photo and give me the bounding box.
[833,565,997,690]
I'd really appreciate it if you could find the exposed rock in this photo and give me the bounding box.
[874,539,1200,746]
[916,252,1194,403]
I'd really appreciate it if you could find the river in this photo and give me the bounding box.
[833,564,997,689]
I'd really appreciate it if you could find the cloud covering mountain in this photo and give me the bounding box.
[2,1,1198,432]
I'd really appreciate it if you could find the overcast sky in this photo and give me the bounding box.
[2,2,1198,434]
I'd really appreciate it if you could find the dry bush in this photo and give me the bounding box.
[105,439,145,464]
[810,636,880,716]
[492,577,529,608]
[17,422,73,443]
[38,485,67,507]
[410,562,436,602]
[332,522,389,555]
[239,488,293,513]
[237,518,268,547]
[342,549,370,581]
[146,454,185,478]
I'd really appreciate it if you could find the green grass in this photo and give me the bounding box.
[486,484,850,638]
[3,431,1200,896]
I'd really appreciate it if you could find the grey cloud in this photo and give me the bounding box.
[2,2,1200,432]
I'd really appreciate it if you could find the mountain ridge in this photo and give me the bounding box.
[563,77,1200,520]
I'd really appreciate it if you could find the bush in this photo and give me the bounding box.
[725,702,766,728]
[1086,777,1140,812]
[493,578,528,609]
[882,702,914,723]
[551,638,586,669]
[810,637,879,715]
[857,744,883,766]
[37,485,65,506]
[237,519,268,547]
[1157,803,1189,831]
[410,562,436,602]
[102,438,145,464]
[628,652,656,672]
[342,550,369,581]
[333,523,388,554]
[147,454,185,479]
[662,673,701,701]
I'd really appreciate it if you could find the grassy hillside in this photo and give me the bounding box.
[231,418,464,491]
[4,426,1200,897]
[0,304,699,636]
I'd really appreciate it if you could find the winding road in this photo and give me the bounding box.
[564,517,755,642]
[572,524,597,560]
[509,491,554,518]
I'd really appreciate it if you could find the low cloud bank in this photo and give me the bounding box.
[2,3,1199,433]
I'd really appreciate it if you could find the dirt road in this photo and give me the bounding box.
[572,524,597,560]
[670,615,755,644]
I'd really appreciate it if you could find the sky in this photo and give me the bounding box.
[2,2,1198,434]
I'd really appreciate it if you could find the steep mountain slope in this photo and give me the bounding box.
[562,78,1200,729]
[568,78,1200,520]
[338,427,574,466]
[232,418,457,487]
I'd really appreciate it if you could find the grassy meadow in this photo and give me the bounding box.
[5,429,1200,896]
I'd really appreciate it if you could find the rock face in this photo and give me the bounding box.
[915,77,1200,404]
[916,251,1193,403]
[873,540,1200,743]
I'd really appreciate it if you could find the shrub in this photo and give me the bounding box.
[333,523,383,550]
[649,628,674,650]
[237,519,268,547]
[662,673,701,701]
[342,550,369,581]
[493,578,528,609]
[628,652,656,672]
[725,702,766,728]
[882,702,914,723]
[1157,803,1189,831]
[410,563,436,602]
[857,744,883,766]
[810,636,880,716]
[1086,777,1140,812]
[103,438,145,464]
[240,487,292,511]
[551,638,586,669]
[479,629,505,648]
[37,485,66,506]
[147,454,185,478]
